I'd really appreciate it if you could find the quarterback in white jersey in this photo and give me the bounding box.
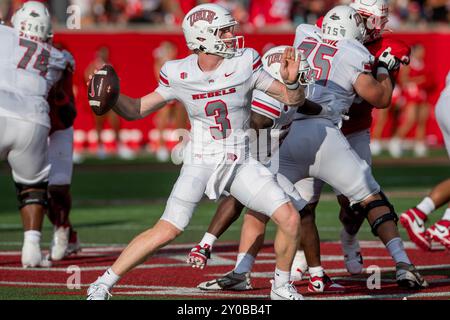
[0,2,69,268]
[276,6,427,289]
[87,4,318,301]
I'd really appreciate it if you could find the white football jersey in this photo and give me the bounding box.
[155,48,274,156]
[293,24,374,124]
[0,25,68,128]
[251,89,296,163]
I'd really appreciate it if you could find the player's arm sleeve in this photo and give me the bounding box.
[251,91,281,121]
[154,63,177,101]
[62,49,76,72]
[347,51,374,85]
[49,48,69,71]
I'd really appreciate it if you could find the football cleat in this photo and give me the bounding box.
[270,280,304,300]
[50,226,70,261]
[187,244,211,269]
[425,220,450,249]
[344,251,364,275]
[396,262,429,289]
[87,283,112,300]
[290,250,308,281]
[197,271,252,291]
[308,273,346,293]
[399,208,431,251]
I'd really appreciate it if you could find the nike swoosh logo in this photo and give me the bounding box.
[225,72,235,77]
[312,283,322,289]
[435,225,448,233]
[416,221,424,228]
[89,78,96,98]
[205,281,218,287]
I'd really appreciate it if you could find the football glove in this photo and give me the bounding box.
[378,47,400,71]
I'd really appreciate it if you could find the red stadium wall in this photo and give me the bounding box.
[53,31,450,152]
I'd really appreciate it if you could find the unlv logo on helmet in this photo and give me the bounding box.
[188,10,216,26]
[265,53,282,67]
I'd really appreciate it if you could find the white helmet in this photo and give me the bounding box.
[182,3,244,58]
[350,0,389,43]
[262,46,313,86]
[322,6,366,43]
[11,1,52,42]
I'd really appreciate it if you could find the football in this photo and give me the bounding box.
[87,64,120,116]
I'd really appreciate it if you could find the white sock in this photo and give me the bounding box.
[416,197,435,215]
[292,250,308,271]
[96,268,121,289]
[308,266,324,278]
[274,267,290,288]
[386,237,410,265]
[24,230,41,243]
[234,253,255,274]
[442,208,450,221]
[199,232,217,248]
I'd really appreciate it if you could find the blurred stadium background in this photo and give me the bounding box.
[1,0,449,161]
[0,0,449,300]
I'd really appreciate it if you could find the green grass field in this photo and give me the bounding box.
[1,152,450,300]
[1,152,449,250]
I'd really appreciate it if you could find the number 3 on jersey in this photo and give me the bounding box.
[17,38,50,77]
[205,100,231,140]
[297,41,337,84]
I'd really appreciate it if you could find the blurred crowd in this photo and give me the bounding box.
[0,0,448,30]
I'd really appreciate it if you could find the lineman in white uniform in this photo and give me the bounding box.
[87,4,317,300]
[0,1,69,267]
[278,6,427,289]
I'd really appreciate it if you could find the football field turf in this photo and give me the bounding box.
[1,153,450,300]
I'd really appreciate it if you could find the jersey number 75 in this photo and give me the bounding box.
[297,41,337,85]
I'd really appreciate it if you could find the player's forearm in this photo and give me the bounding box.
[285,84,305,106]
[112,94,143,120]
[375,72,393,109]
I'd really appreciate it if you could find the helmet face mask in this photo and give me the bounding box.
[322,6,366,44]
[350,0,389,43]
[11,1,52,42]
[182,4,244,58]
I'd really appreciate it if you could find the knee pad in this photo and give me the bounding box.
[15,182,48,209]
[351,191,398,236]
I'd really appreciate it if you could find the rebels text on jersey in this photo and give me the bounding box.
[0,25,68,128]
[293,24,374,124]
[155,48,274,156]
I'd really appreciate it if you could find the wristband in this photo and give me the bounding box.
[285,81,300,90]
